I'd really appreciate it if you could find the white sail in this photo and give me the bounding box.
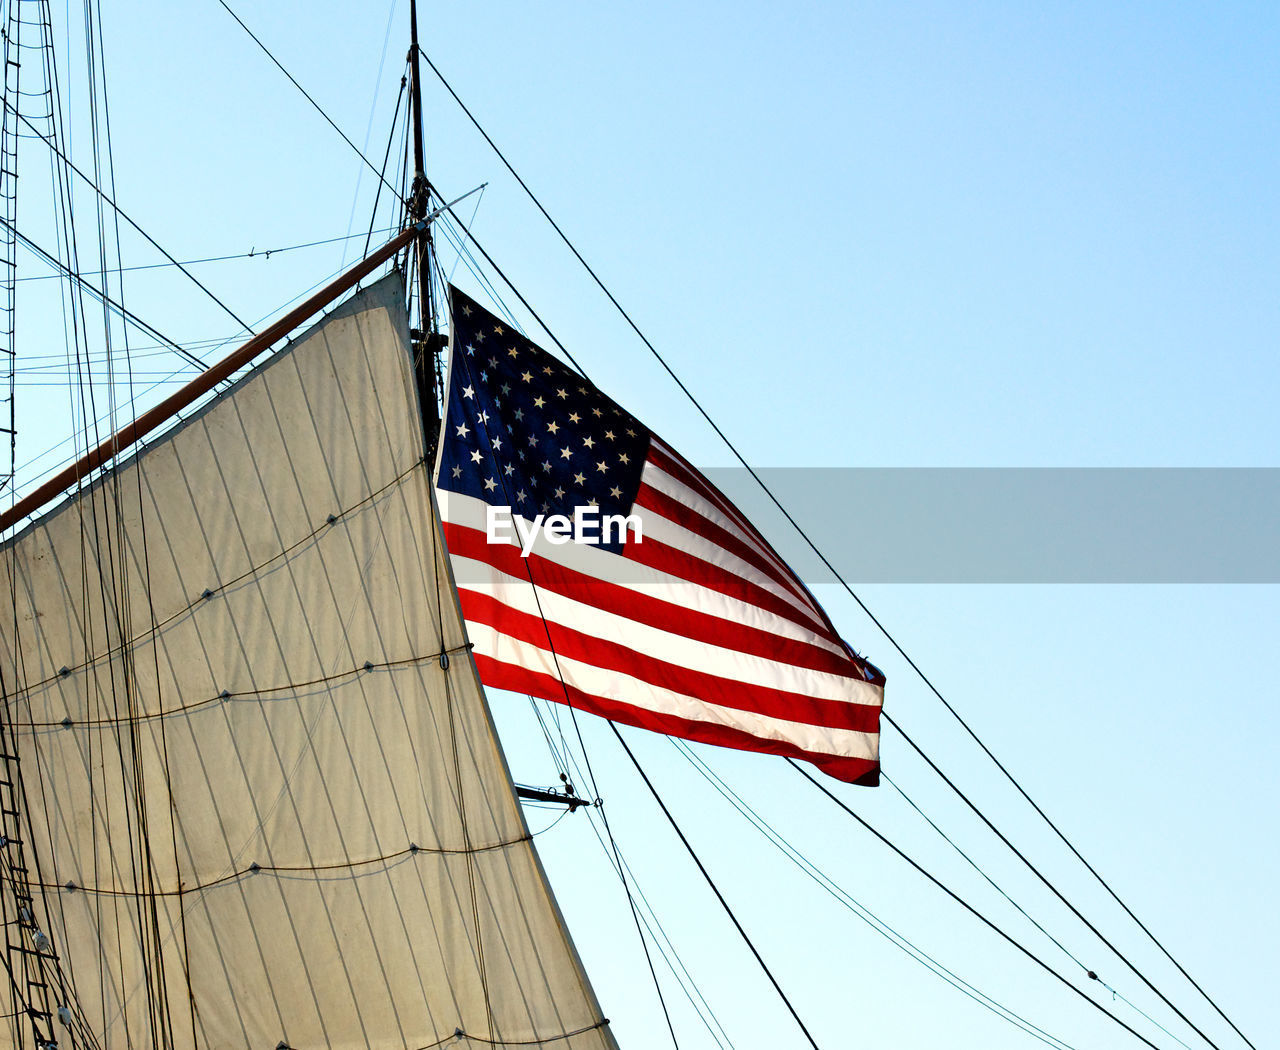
[0,274,617,1049]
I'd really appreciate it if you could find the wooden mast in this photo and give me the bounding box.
[407,0,442,452]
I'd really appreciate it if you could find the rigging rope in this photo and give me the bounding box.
[6,252,380,504]
[613,725,825,1050]
[3,5,125,1044]
[674,740,1079,1050]
[523,694,734,1049]
[14,225,400,282]
[6,104,254,334]
[2,219,205,368]
[790,760,1175,1050]
[361,70,408,261]
[37,836,536,898]
[214,0,405,207]
[522,689,734,1048]
[881,771,1196,1049]
[878,714,1228,1050]
[341,0,403,268]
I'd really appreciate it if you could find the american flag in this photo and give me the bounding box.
[434,286,884,784]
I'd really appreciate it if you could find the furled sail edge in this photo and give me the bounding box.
[418,286,620,1048]
[426,301,620,1048]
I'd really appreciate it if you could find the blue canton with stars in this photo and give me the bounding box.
[436,286,652,554]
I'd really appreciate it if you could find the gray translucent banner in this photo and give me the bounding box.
[703,468,1280,584]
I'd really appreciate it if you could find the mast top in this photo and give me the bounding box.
[408,0,430,215]
[406,0,441,450]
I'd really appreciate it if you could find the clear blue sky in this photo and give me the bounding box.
[9,2,1276,1048]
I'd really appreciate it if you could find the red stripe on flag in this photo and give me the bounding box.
[473,653,880,787]
[633,481,813,610]
[622,530,826,636]
[650,438,885,688]
[648,440,788,568]
[459,589,881,734]
[443,521,857,679]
